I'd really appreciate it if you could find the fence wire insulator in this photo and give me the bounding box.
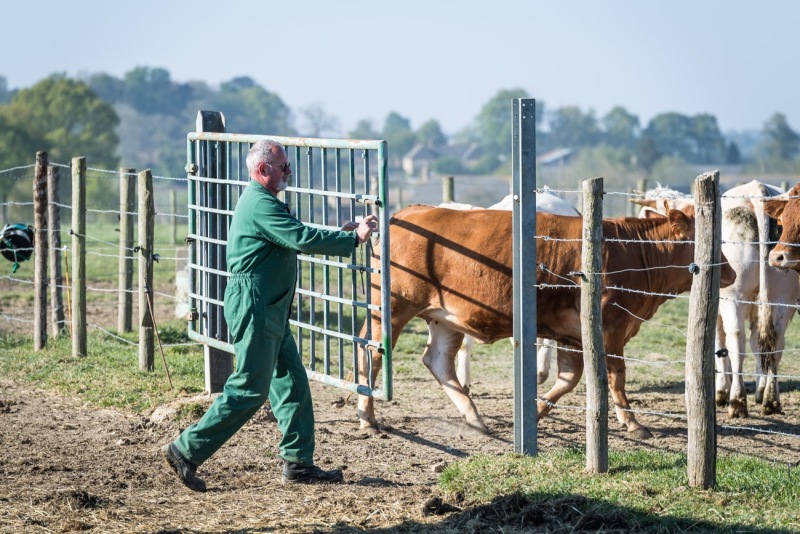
[716,348,729,358]
[688,262,700,274]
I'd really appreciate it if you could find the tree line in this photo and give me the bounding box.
[0,69,798,212]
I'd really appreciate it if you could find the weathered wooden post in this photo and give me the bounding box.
[686,170,722,489]
[118,167,135,333]
[72,157,87,357]
[442,175,454,203]
[170,188,178,245]
[47,165,65,336]
[138,169,155,371]
[33,151,48,350]
[581,176,608,473]
[630,178,648,216]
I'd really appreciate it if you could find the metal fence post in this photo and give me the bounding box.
[512,98,538,455]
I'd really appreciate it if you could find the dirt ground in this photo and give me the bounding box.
[3,351,800,533]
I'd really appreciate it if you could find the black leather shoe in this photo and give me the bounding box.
[282,461,344,484]
[163,443,207,492]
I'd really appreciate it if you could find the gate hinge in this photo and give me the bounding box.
[185,163,198,174]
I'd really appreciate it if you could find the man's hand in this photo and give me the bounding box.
[352,215,378,244]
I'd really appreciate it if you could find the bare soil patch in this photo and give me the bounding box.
[2,353,800,533]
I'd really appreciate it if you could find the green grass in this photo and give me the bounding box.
[0,319,204,413]
[440,448,800,532]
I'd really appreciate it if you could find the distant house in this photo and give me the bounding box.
[537,148,573,166]
[402,143,485,177]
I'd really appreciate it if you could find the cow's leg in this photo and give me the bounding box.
[757,272,798,415]
[606,348,652,439]
[356,307,416,433]
[537,348,582,419]
[720,300,749,418]
[714,315,732,407]
[537,338,556,385]
[455,335,474,394]
[423,321,488,433]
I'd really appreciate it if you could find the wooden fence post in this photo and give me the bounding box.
[118,168,135,333]
[581,177,608,474]
[72,157,87,357]
[138,169,155,371]
[47,165,65,336]
[686,170,722,489]
[33,151,48,350]
[170,188,178,245]
[442,175,454,203]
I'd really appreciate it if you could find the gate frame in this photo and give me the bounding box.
[185,127,393,401]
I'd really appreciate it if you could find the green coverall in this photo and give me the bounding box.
[174,180,359,467]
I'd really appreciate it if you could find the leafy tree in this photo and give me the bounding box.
[725,141,741,165]
[601,106,640,150]
[761,113,799,161]
[382,112,416,164]
[2,75,119,168]
[348,119,381,140]
[0,76,10,105]
[690,114,726,164]
[642,112,694,161]
[199,76,295,136]
[299,103,340,137]
[472,88,532,159]
[122,66,191,115]
[0,113,40,221]
[547,106,601,149]
[416,119,447,147]
[637,135,661,173]
[560,145,642,216]
[84,72,125,103]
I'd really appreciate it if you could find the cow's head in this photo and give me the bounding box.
[764,183,800,272]
[663,208,736,288]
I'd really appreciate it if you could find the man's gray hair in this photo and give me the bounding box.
[246,140,283,173]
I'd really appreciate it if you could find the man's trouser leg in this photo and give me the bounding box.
[173,277,276,466]
[270,325,315,466]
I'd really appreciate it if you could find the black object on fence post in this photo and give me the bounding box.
[686,170,722,489]
[47,164,65,336]
[33,151,48,350]
[581,176,608,474]
[511,98,538,456]
[72,156,87,357]
[118,167,136,333]
[138,169,155,371]
[197,110,233,393]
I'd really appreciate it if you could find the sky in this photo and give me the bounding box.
[3,1,799,136]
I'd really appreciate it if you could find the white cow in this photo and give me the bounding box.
[439,190,580,391]
[632,180,799,417]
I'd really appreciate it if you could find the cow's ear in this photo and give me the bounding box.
[763,198,787,223]
[641,207,665,219]
[668,209,693,240]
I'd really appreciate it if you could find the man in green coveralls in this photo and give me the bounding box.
[163,139,378,491]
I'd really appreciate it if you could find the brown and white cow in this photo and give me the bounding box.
[765,183,800,271]
[357,205,736,439]
[633,180,799,417]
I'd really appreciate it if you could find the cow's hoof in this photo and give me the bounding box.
[628,427,653,440]
[715,391,729,408]
[761,401,782,416]
[727,399,748,418]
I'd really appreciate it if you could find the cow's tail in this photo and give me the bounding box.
[754,182,777,357]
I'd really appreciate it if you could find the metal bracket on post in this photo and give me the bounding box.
[196,110,233,394]
[512,98,538,456]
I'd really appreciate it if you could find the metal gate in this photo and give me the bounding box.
[185,124,392,401]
